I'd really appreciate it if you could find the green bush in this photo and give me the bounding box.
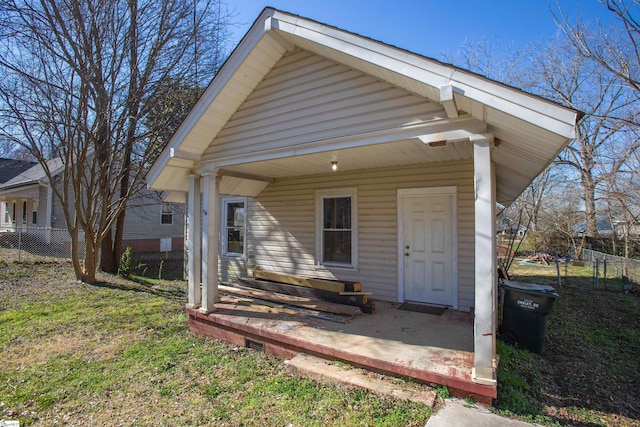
[118,246,134,278]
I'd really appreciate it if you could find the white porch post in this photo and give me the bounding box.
[471,134,497,386]
[186,174,201,309]
[45,185,53,244]
[199,172,220,314]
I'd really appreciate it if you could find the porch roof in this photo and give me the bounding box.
[0,158,63,192]
[148,8,579,205]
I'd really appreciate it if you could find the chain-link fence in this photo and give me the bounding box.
[579,248,640,288]
[0,226,85,262]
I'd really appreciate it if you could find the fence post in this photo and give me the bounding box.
[17,228,22,263]
[555,250,561,287]
[594,258,599,289]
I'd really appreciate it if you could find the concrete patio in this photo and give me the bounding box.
[187,295,497,404]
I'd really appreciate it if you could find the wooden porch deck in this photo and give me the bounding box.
[187,297,497,404]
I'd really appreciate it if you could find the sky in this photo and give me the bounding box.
[227,0,616,60]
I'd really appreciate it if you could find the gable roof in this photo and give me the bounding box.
[0,158,36,184]
[0,158,64,191]
[147,8,579,204]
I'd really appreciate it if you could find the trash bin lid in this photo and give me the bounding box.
[499,279,559,297]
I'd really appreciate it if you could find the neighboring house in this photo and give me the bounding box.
[0,158,184,252]
[147,9,579,398]
[0,157,36,231]
[498,222,527,239]
[573,216,640,239]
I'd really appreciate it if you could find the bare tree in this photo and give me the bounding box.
[0,0,232,281]
[555,0,640,109]
[528,34,638,238]
[551,1,640,240]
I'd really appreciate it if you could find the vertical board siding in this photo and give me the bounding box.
[228,161,475,311]
[204,49,446,160]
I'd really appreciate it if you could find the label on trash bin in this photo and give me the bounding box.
[517,298,540,310]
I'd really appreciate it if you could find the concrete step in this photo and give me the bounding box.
[285,353,437,407]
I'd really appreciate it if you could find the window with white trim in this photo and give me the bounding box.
[161,203,173,224]
[22,201,27,224]
[222,197,246,257]
[316,188,357,268]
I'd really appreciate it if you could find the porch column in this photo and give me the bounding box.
[471,134,497,386]
[199,172,220,314]
[45,185,53,244]
[186,174,201,309]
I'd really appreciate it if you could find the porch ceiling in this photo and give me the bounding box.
[148,8,580,206]
[222,136,474,179]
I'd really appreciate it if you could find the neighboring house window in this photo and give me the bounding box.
[12,203,16,223]
[222,197,246,256]
[32,211,37,224]
[316,188,358,268]
[161,203,173,224]
[4,203,9,223]
[22,201,27,224]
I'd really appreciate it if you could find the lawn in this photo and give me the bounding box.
[1,256,638,426]
[495,262,640,426]
[0,257,430,426]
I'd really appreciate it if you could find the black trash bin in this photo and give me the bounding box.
[499,279,559,354]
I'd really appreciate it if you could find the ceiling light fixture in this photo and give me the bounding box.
[428,140,447,148]
[331,161,338,172]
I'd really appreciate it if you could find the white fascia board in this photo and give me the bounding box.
[271,11,578,138]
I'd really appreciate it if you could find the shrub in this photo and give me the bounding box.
[118,246,134,278]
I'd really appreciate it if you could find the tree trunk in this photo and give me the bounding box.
[100,229,115,273]
[112,210,126,269]
[84,232,98,283]
[581,172,598,237]
[70,227,84,281]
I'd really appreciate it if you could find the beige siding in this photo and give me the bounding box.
[204,49,446,160]
[232,161,475,311]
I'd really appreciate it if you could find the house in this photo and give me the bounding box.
[147,9,579,401]
[0,157,184,253]
[0,157,36,230]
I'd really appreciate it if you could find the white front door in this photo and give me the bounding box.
[401,193,455,306]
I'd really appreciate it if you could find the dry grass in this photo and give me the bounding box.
[0,259,431,426]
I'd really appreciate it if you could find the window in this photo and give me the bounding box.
[32,211,37,224]
[12,203,16,223]
[222,198,246,256]
[316,188,357,268]
[161,203,173,224]
[4,203,9,223]
[22,201,27,224]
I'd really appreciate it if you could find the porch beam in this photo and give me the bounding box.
[199,115,486,167]
[199,172,220,314]
[170,147,201,162]
[439,84,459,119]
[471,133,497,386]
[186,174,202,309]
[217,168,274,183]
